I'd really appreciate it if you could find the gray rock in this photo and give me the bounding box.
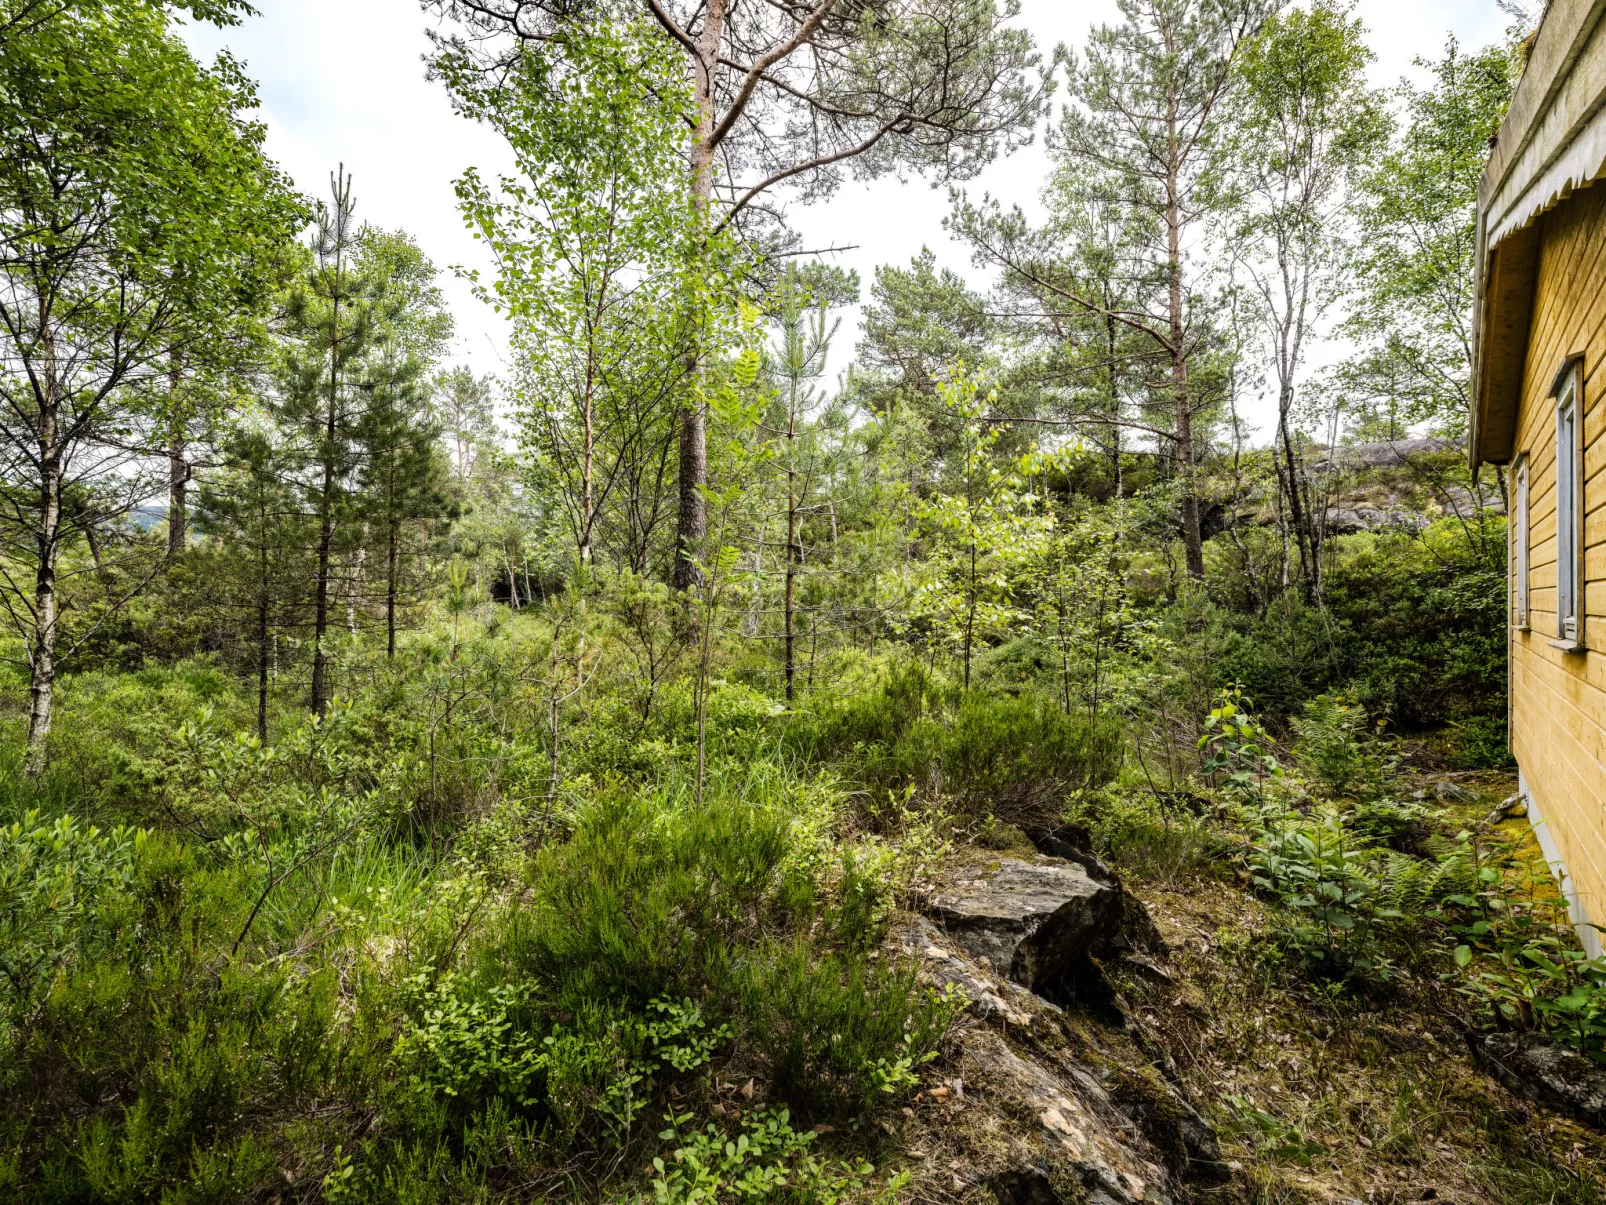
[1440,484,1506,516]
[1481,1032,1606,1125]
[900,917,1045,1027]
[1323,507,1430,535]
[895,918,1225,1196]
[1353,438,1461,467]
[1030,827,1168,959]
[928,859,1125,998]
[964,1026,1176,1205]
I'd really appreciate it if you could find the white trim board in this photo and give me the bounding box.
[1519,768,1605,958]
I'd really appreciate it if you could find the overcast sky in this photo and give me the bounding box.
[181,0,1514,436]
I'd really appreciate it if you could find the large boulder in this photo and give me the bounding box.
[1480,1032,1606,1126]
[928,858,1125,1001]
[894,917,1227,1203]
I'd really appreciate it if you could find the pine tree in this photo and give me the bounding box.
[357,348,453,657]
[275,183,452,708]
[195,428,313,739]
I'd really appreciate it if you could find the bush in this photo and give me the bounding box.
[795,660,1123,825]
[1452,714,1514,769]
[736,942,959,1122]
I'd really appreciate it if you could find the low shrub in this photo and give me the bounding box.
[795,659,1123,824]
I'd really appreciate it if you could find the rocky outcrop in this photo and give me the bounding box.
[1321,506,1430,534]
[1319,438,1461,470]
[1352,438,1460,466]
[928,859,1125,1002]
[1479,1032,1606,1126]
[898,859,1226,1205]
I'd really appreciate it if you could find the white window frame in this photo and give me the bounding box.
[1555,360,1585,647]
[1515,452,1530,630]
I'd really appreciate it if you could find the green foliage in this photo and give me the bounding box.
[1345,33,1522,436]
[1224,1095,1326,1166]
[652,1107,904,1205]
[1451,715,1514,770]
[1445,835,1606,1061]
[1246,807,1400,982]
[1195,693,1478,986]
[0,0,305,766]
[1291,694,1385,797]
[1199,689,1285,810]
[444,17,708,574]
[909,368,1053,686]
[396,979,729,1145]
[796,659,1123,824]
[1193,519,1508,731]
[0,812,143,1026]
[736,947,961,1121]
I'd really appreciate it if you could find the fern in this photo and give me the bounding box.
[1376,847,1475,912]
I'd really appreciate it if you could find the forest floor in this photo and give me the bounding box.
[1112,761,1606,1205]
[876,753,1606,1205]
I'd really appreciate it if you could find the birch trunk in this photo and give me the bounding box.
[25,335,62,776]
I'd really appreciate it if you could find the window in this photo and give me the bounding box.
[1515,453,1530,629]
[1556,363,1584,644]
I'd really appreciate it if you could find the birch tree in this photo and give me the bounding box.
[445,21,696,575]
[1343,35,1520,439]
[425,0,1045,590]
[0,0,300,771]
[1218,0,1384,600]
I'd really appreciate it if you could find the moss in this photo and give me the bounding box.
[1108,1064,1189,1177]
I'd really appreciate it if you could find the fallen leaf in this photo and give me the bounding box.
[812,1123,835,1135]
[740,1079,755,1101]
[902,1107,915,1118]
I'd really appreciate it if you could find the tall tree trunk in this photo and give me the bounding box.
[1278,400,1319,603]
[963,539,977,689]
[673,0,728,592]
[1103,302,1125,501]
[25,368,61,778]
[386,519,399,656]
[581,346,595,566]
[1166,122,1205,582]
[168,371,188,557]
[257,542,271,742]
[311,356,339,714]
[84,522,103,572]
[311,465,335,715]
[784,391,798,700]
[168,443,187,552]
[311,220,345,715]
[348,532,367,637]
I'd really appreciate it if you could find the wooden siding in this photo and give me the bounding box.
[1512,179,1606,928]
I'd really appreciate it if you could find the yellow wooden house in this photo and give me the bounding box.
[1472,0,1606,956]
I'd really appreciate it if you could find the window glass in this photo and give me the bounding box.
[1558,371,1581,641]
[1516,455,1530,628]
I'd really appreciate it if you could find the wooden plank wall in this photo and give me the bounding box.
[1513,180,1606,924]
